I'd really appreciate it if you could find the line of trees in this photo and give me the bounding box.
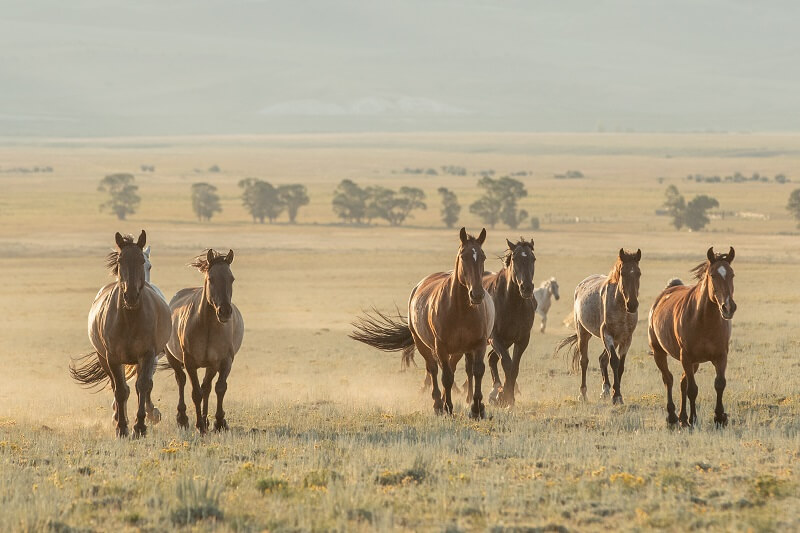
[663,185,719,231]
[331,180,427,226]
[469,176,529,229]
[238,179,309,224]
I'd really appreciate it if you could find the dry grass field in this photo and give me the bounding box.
[1,133,799,532]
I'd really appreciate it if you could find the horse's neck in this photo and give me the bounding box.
[690,276,717,317]
[447,260,470,308]
[196,283,216,319]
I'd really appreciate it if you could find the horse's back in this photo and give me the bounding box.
[648,284,693,358]
[573,274,605,336]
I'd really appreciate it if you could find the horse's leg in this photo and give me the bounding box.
[420,372,432,394]
[678,371,689,426]
[712,356,728,428]
[464,354,474,404]
[615,338,632,405]
[185,365,207,434]
[652,344,678,425]
[167,351,189,428]
[439,354,455,415]
[97,356,117,423]
[577,324,591,401]
[680,355,698,427]
[448,353,463,395]
[487,348,503,404]
[598,350,611,399]
[133,351,156,438]
[600,324,623,405]
[109,363,130,438]
[418,344,442,414]
[213,358,232,431]
[540,312,547,334]
[500,334,528,407]
[201,368,217,430]
[469,344,488,420]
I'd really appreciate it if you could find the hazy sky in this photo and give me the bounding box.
[1,0,798,136]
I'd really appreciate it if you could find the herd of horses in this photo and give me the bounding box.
[352,228,736,429]
[70,227,735,438]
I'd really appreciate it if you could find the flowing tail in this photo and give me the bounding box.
[554,334,580,373]
[69,352,136,390]
[350,307,417,369]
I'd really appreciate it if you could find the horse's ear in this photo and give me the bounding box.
[619,248,625,260]
[634,249,641,262]
[225,249,234,265]
[207,249,215,264]
[506,238,516,250]
[144,245,151,256]
[529,239,535,249]
[707,247,715,263]
[459,227,467,244]
[727,247,735,263]
[115,232,125,249]
[136,230,146,249]
[477,228,486,244]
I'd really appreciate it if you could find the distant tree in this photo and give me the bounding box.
[364,186,394,224]
[530,216,540,230]
[277,184,310,223]
[683,195,719,231]
[98,173,140,220]
[191,182,222,222]
[437,187,461,228]
[787,189,800,227]
[208,164,221,173]
[239,178,283,223]
[332,179,368,224]
[469,176,528,229]
[663,185,686,229]
[364,186,426,226]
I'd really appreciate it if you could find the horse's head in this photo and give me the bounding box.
[549,277,560,300]
[198,249,236,323]
[143,245,152,283]
[706,246,736,320]
[504,237,535,299]
[113,230,147,309]
[457,227,487,305]
[616,248,642,313]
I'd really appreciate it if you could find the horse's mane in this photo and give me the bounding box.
[105,234,135,276]
[502,238,534,267]
[607,259,622,284]
[690,261,709,281]
[189,249,228,272]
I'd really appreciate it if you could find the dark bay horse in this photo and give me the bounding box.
[164,249,244,433]
[70,231,172,437]
[351,228,495,418]
[648,247,736,427]
[452,238,537,407]
[556,248,641,404]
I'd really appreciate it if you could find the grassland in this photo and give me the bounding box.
[0,133,799,532]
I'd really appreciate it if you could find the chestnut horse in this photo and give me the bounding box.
[70,231,172,437]
[351,228,495,418]
[648,247,736,427]
[555,249,641,404]
[164,249,244,433]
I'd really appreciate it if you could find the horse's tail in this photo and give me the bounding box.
[350,307,416,369]
[69,352,136,390]
[554,334,580,373]
[666,278,684,288]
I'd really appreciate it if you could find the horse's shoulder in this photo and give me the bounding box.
[170,287,201,308]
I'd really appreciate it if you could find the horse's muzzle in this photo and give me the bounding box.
[469,289,484,305]
[720,301,736,320]
[519,285,534,299]
[626,302,639,313]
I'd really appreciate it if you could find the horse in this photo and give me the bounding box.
[533,277,560,333]
[69,231,172,437]
[555,248,641,404]
[143,245,167,303]
[351,228,495,418]
[164,249,244,433]
[648,247,736,428]
[451,237,536,407]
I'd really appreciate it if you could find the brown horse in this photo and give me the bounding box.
[351,228,495,418]
[555,248,641,404]
[452,237,537,407]
[70,231,172,437]
[648,247,736,427]
[164,249,244,433]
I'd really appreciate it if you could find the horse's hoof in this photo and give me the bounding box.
[714,413,728,428]
[147,408,162,425]
[667,413,679,426]
[600,386,611,400]
[177,414,189,429]
[470,403,486,420]
[488,386,501,404]
[116,426,129,438]
[214,419,229,432]
[579,387,588,402]
[132,425,147,439]
[612,395,624,405]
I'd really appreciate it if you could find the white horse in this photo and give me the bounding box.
[532,277,560,333]
[143,246,167,303]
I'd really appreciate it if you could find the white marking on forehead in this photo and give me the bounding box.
[521,251,527,257]
[717,265,727,278]
[472,250,477,262]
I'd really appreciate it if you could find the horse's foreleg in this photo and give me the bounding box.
[501,335,529,407]
[469,344,488,420]
[464,354,474,404]
[185,365,206,434]
[133,352,156,438]
[652,344,677,425]
[439,355,455,415]
[487,348,502,404]
[598,350,611,399]
[679,356,698,427]
[577,326,590,401]
[167,352,189,428]
[213,358,232,431]
[419,345,442,414]
[201,368,217,428]
[712,357,728,428]
[601,326,623,404]
[109,363,130,438]
[540,313,547,334]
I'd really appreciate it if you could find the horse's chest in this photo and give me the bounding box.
[107,321,155,363]
[184,323,232,367]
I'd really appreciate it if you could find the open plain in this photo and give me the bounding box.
[1,133,799,531]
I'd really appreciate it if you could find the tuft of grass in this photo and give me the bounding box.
[751,474,793,500]
[169,479,224,526]
[375,458,429,486]
[256,477,289,495]
[302,469,341,490]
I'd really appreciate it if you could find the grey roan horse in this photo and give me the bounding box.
[164,249,244,433]
[555,249,641,404]
[70,231,172,437]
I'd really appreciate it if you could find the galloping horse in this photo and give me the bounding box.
[351,228,495,418]
[533,277,560,333]
[70,231,171,437]
[556,249,641,404]
[648,247,736,427]
[164,249,244,433]
[452,238,536,407]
